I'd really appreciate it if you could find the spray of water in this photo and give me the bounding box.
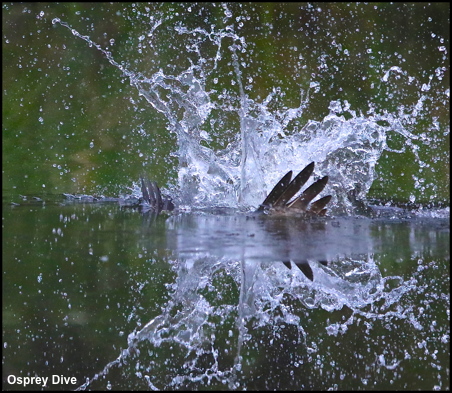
[52,14,435,214]
[53,7,448,389]
[74,248,429,390]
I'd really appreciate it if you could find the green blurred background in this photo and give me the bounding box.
[3,3,449,201]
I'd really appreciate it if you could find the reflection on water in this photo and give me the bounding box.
[50,203,445,390]
[3,2,449,391]
[2,196,449,390]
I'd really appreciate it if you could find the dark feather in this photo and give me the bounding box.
[286,176,329,211]
[141,177,173,213]
[292,260,314,281]
[272,162,315,207]
[257,170,293,211]
[308,195,332,214]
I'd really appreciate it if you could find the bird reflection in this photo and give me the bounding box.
[140,162,331,281]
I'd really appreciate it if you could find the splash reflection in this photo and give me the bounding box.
[77,215,448,390]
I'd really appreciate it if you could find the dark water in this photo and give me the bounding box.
[3,197,449,390]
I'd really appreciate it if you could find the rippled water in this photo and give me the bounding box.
[83,207,450,390]
[3,193,449,390]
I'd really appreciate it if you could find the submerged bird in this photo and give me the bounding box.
[255,162,331,281]
[140,162,331,281]
[141,161,331,216]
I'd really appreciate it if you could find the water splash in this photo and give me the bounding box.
[51,13,441,214]
[52,9,448,389]
[75,248,432,390]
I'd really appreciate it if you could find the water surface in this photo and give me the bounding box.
[2,2,449,390]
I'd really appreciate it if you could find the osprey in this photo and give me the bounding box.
[140,161,331,216]
[140,162,331,281]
